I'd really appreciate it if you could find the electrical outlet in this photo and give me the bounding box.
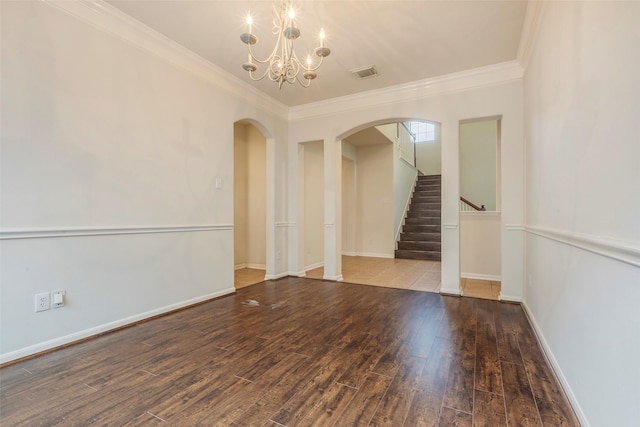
[35,292,50,312]
[52,290,65,308]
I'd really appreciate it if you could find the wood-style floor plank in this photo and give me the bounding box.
[0,278,580,426]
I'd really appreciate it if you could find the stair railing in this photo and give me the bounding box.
[460,196,482,212]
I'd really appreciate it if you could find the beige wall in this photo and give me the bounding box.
[303,141,324,269]
[356,143,394,257]
[342,157,357,255]
[460,120,498,211]
[416,138,442,176]
[234,123,266,269]
[460,213,501,279]
[233,123,248,267]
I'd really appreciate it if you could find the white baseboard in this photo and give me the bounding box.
[461,272,501,281]
[439,287,461,296]
[289,271,306,277]
[264,272,288,280]
[323,274,344,281]
[245,263,266,270]
[347,252,395,259]
[304,261,324,271]
[0,287,236,364]
[521,301,590,427]
[499,293,522,303]
[342,251,358,256]
[234,264,246,270]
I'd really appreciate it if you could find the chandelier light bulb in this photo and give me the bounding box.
[288,8,295,20]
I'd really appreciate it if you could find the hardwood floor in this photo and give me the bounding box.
[0,278,579,426]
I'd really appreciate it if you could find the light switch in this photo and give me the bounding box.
[215,178,222,190]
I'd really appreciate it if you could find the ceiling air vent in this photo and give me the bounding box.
[350,65,379,80]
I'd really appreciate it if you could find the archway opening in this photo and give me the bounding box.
[233,120,267,289]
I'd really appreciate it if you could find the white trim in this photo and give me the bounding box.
[517,1,548,70]
[245,264,266,270]
[264,272,288,280]
[0,224,233,240]
[505,224,525,231]
[324,223,335,228]
[521,301,590,427]
[355,252,395,259]
[275,221,295,228]
[234,264,247,271]
[290,270,306,277]
[42,0,288,119]
[304,261,324,271]
[498,293,522,303]
[289,61,523,121]
[524,225,640,267]
[443,224,459,229]
[439,287,461,296]
[342,251,359,257]
[461,272,501,281]
[460,211,501,217]
[0,287,235,364]
[323,274,344,282]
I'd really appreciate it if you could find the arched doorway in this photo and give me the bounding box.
[233,121,267,289]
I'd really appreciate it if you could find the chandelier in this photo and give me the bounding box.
[240,0,331,89]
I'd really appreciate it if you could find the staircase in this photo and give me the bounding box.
[395,174,441,261]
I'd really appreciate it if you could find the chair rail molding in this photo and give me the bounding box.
[0,224,234,240]
[524,225,640,268]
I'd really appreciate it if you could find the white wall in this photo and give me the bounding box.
[356,144,394,257]
[460,213,501,280]
[303,141,324,269]
[0,1,288,362]
[522,2,640,426]
[460,120,498,211]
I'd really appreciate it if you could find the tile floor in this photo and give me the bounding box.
[236,257,501,300]
[306,256,441,292]
[234,267,266,289]
[460,277,501,300]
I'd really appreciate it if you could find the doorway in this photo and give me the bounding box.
[233,121,267,289]
[459,117,502,300]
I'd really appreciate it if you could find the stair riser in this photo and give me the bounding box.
[401,225,441,233]
[398,242,441,251]
[413,190,440,196]
[408,203,440,211]
[395,250,441,261]
[404,217,441,225]
[406,211,441,218]
[400,232,441,242]
[411,197,440,204]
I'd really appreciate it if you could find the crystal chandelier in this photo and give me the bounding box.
[240,0,331,89]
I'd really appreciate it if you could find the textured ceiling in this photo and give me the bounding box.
[106,0,528,106]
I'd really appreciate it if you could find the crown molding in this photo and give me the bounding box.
[289,61,524,121]
[517,0,548,71]
[42,0,289,119]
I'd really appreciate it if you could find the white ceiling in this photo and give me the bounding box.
[106,0,528,107]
